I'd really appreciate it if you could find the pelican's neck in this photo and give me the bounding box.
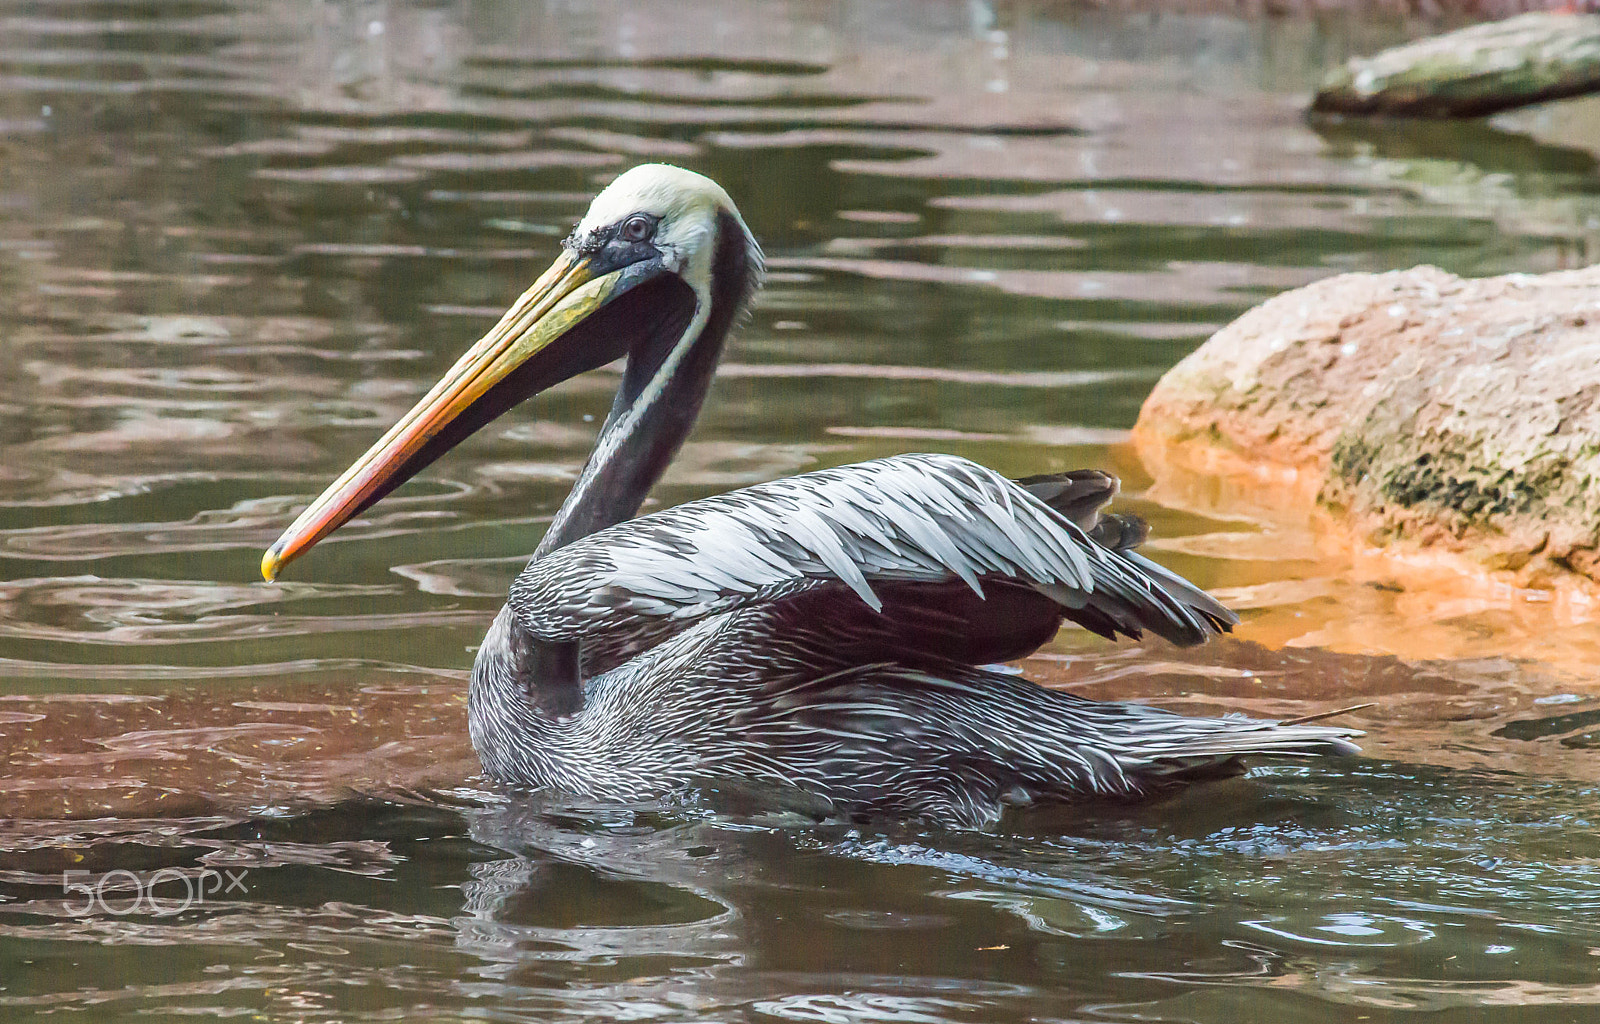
[533,210,758,558]
[470,209,759,778]
[471,214,754,773]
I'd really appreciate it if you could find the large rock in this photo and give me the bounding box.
[1133,264,1600,589]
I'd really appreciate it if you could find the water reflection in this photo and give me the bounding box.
[3,0,1600,1019]
[1,755,1599,1019]
[455,767,1600,1019]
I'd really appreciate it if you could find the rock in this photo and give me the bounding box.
[1133,263,1600,590]
[1312,12,1600,118]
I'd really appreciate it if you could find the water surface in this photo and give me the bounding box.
[2,1,1600,1020]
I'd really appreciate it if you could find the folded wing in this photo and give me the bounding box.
[507,454,1236,676]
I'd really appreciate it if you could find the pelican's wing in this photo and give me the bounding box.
[510,453,1234,667]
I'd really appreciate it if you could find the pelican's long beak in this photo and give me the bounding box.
[262,250,633,581]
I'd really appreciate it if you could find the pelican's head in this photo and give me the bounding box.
[569,164,756,301]
[262,164,763,580]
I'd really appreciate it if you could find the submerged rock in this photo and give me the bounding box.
[1133,263,1600,591]
[1312,12,1600,118]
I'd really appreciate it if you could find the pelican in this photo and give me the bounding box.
[262,164,1358,828]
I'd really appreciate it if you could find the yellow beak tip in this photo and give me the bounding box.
[261,546,283,583]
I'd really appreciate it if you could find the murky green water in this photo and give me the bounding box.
[3,1,1600,1020]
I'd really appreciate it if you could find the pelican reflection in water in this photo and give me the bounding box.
[263,165,1358,828]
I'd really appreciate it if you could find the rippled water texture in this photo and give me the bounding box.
[3,1,1600,1020]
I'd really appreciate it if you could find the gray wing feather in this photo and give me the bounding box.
[510,453,1208,652]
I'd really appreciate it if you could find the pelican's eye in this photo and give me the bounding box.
[619,215,655,243]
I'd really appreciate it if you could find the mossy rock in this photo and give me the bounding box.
[1313,12,1600,118]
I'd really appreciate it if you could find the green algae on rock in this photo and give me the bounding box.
[1134,264,1600,591]
[1312,12,1600,118]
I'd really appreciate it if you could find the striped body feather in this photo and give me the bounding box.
[473,598,1358,829]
